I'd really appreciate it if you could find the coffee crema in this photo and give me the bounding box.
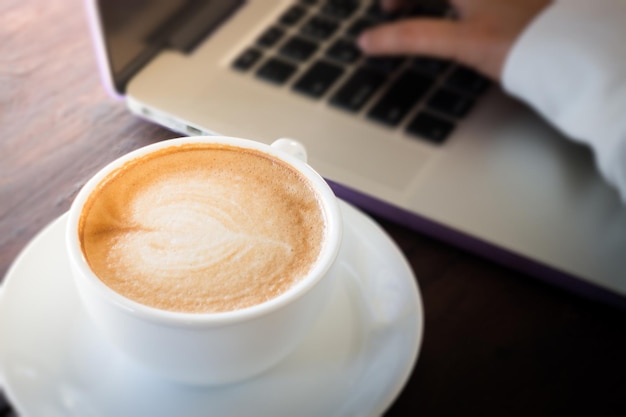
[79,143,326,313]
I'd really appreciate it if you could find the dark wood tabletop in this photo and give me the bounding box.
[1,1,625,416]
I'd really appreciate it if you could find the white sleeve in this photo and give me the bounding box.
[502,0,626,203]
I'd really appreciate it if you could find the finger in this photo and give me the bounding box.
[380,0,408,12]
[358,19,466,61]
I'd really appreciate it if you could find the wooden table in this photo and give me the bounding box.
[1,1,625,416]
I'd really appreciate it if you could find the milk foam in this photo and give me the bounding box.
[80,145,325,313]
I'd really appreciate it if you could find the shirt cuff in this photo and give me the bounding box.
[502,0,626,202]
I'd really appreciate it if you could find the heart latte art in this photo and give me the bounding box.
[79,144,326,313]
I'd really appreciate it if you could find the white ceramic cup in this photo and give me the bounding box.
[66,136,343,385]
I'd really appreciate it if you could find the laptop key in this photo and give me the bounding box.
[411,57,452,77]
[293,60,344,98]
[427,88,475,118]
[257,26,285,48]
[364,56,406,74]
[330,67,386,112]
[445,65,490,96]
[346,17,376,38]
[368,70,433,126]
[232,48,263,71]
[364,2,390,21]
[300,15,339,40]
[320,0,359,20]
[409,1,451,18]
[279,36,319,62]
[280,5,307,26]
[256,58,297,84]
[406,111,455,144]
[325,38,361,64]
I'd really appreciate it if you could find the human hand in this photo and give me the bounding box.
[358,0,551,81]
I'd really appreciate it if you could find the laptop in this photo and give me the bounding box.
[86,0,626,307]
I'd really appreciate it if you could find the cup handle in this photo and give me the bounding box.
[271,138,308,163]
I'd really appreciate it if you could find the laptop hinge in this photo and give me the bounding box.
[154,1,245,53]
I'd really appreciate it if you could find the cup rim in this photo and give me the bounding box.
[66,136,342,327]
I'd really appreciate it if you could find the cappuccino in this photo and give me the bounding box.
[79,143,326,313]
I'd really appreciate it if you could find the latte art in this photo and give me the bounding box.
[79,144,326,313]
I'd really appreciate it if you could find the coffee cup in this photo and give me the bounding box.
[66,136,343,385]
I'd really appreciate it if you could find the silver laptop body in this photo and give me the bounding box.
[87,0,626,305]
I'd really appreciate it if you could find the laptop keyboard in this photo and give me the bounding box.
[231,0,489,145]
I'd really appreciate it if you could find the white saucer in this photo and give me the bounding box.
[0,201,423,417]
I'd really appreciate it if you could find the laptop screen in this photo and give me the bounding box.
[97,0,244,93]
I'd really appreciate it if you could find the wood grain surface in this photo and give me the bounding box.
[1,1,625,416]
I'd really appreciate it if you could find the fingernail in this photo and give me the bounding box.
[357,33,369,50]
